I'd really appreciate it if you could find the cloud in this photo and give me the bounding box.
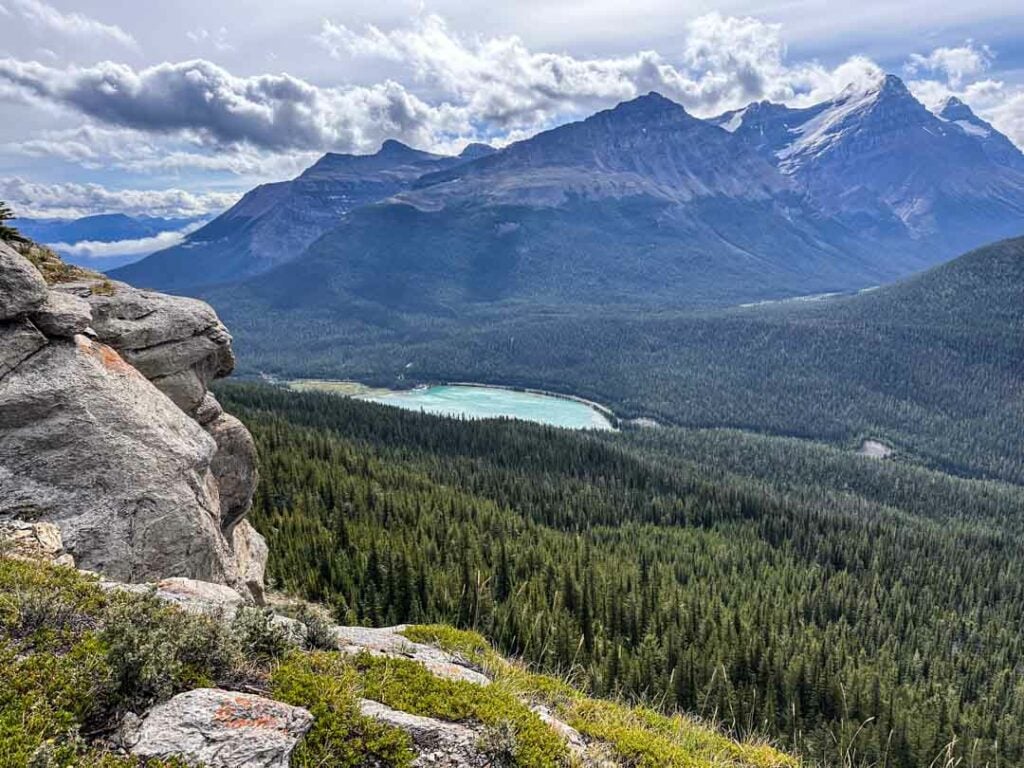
[0,177,239,219]
[0,58,463,153]
[903,43,1024,147]
[46,228,197,259]
[315,11,883,128]
[9,0,136,50]
[7,124,319,178]
[905,42,993,88]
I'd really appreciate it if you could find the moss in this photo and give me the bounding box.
[271,652,415,768]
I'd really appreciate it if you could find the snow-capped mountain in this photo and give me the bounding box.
[712,75,1024,256]
[207,93,905,315]
[937,96,1024,170]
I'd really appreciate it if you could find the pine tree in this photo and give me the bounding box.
[0,202,27,244]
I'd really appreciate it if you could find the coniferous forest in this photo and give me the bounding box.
[217,383,1024,768]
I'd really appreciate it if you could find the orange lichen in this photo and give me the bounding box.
[75,336,141,378]
[213,696,288,731]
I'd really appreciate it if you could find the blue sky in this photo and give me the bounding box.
[1,0,1023,224]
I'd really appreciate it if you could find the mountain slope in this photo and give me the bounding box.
[111,140,469,291]
[220,93,899,315]
[713,75,1024,256]
[215,235,1024,484]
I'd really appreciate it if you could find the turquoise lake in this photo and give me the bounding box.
[358,385,614,431]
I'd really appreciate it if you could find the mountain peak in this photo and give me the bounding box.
[377,138,422,157]
[459,142,497,160]
[612,91,684,116]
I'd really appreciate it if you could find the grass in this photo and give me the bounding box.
[402,624,797,768]
[0,557,800,767]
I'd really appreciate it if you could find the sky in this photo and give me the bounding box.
[1,0,1024,233]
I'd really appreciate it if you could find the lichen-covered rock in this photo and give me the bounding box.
[55,279,234,414]
[0,334,239,587]
[0,241,47,320]
[101,577,248,619]
[29,290,92,337]
[0,519,74,567]
[129,688,312,768]
[359,699,491,767]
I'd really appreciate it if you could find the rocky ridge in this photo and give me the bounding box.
[0,239,267,601]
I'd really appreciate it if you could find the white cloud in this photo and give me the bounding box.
[905,42,993,88]
[47,228,196,259]
[0,177,239,219]
[904,43,1024,148]
[9,0,136,50]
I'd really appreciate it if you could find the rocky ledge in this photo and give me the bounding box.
[0,240,266,601]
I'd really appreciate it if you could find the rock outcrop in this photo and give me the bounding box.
[0,240,266,600]
[127,688,312,768]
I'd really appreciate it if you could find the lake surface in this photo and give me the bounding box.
[358,385,614,430]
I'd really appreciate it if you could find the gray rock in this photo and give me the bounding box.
[207,413,259,535]
[0,519,75,567]
[101,577,248,619]
[195,392,224,425]
[232,520,268,605]
[331,624,490,686]
[29,290,93,337]
[130,688,312,768]
[359,699,490,767]
[0,241,47,320]
[0,334,240,588]
[56,280,234,413]
[0,319,46,380]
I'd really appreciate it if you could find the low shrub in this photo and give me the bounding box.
[271,652,414,767]
[101,590,241,713]
[232,605,292,661]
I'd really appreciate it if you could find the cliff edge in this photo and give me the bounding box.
[0,239,266,601]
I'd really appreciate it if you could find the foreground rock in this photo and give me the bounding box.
[0,242,266,600]
[332,624,491,686]
[128,688,312,768]
[0,241,47,319]
[0,520,74,567]
[359,699,492,767]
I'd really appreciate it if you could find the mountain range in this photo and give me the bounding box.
[12,213,203,270]
[113,141,495,291]
[115,73,1024,310]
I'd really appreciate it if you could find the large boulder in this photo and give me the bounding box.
[0,240,47,320]
[55,280,234,415]
[0,334,239,586]
[1,245,266,601]
[128,688,312,768]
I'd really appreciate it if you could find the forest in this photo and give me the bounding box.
[213,236,1024,485]
[217,383,1024,768]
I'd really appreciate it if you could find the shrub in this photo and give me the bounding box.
[296,604,336,651]
[271,652,414,767]
[101,591,241,713]
[232,605,292,661]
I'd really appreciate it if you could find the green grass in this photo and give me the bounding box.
[402,625,796,768]
[0,557,799,767]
